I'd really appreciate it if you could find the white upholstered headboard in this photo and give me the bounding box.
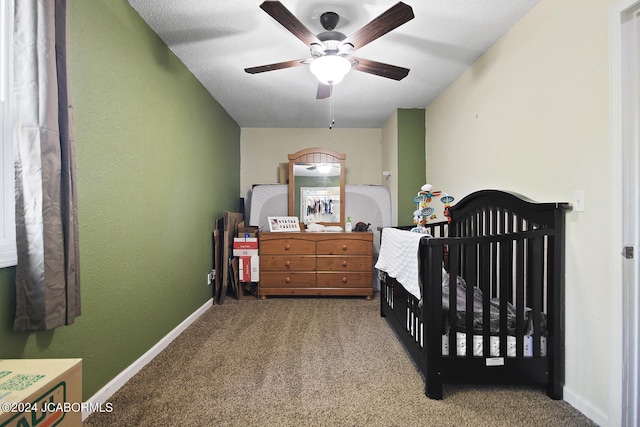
[247,184,288,229]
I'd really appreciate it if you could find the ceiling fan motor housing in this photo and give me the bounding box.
[312,32,353,59]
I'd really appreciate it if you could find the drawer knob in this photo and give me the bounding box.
[342,261,348,267]
[342,277,348,283]
[285,260,291,267]
[285,276,291,283]
[342,245,347,251]
[284,244,290,250]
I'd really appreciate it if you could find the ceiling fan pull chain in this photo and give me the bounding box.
[329,85,335,129]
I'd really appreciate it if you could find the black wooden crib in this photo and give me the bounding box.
[378,189,569,399]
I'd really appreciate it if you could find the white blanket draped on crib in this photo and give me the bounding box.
[375,228,427,300]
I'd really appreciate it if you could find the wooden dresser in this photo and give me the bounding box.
[258,231,373,299]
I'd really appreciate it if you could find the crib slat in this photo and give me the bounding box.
[447,244,460,356]
[480,240,492,357]
[515,237,525,357]
[499,239,510,356]
[530,235,543,357]
[464,244,476,356]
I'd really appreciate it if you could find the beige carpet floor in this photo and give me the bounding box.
[84,295,595,426]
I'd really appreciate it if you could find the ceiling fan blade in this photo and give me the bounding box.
[342,2,414,51]
[260,1,321,47]
[352,57,410,81]
[316,83,332,99]
[244,59,306,74]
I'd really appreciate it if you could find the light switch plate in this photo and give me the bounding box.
[573,190,586,212]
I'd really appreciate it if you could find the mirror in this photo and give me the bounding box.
[288,148,346,228]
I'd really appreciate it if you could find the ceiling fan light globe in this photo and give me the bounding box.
[309,55,351,85]
[317,164,332,174]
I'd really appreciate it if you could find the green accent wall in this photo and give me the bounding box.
[0,0,240,400]
[397,109,426,226]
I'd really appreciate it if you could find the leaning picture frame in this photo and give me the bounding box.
[268,216,301,232]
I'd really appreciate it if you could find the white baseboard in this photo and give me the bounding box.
[563,386,608,427]
[82,298,213,421]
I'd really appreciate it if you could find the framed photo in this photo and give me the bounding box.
[268,216,301,232]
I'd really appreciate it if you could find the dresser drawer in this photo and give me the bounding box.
[317,239,372,255]
[260,238,315,255]
[316,272,372,288]
[316,256,372,271]
[260,272,316,288]
[260,255,316,271]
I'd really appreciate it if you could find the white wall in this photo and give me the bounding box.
[240,128,383,199]
[425,0,613,424]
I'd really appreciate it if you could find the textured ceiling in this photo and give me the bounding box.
[128,0,540,129]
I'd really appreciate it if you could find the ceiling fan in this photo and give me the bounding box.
[244,1,414,99]
[306,163,338,171]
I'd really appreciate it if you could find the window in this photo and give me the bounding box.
[0,0,15,268]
